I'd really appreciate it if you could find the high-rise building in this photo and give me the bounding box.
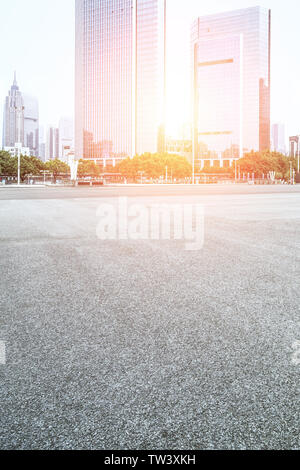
[289,136,300,158]
[191,7,271,168]
[46,127,60,161]
[272,123,286,154]
[59,117,74,162]
[75,0,166,165]
[39,126,46,162]
[39,143,46,162]
[2,72,24,148]
[4,143,30,157]
[23,94,39,157]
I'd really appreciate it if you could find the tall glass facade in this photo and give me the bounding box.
[75,0,166,163]
[136,0,166,155]
[191,7,271,164]
[2,73,24,148]
[23,94,39,157]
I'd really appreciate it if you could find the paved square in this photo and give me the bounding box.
[0,341,5,365]
[0,185,300,449]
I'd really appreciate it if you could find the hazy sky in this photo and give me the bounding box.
[1,0,300,143]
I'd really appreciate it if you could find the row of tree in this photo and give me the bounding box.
[1,150,298,182]
[234,151,295,179]
[115,151,298,180]
[0,151,193,181]
[0,152,107,181]
[115,153,192,180]
[0,151,70,182]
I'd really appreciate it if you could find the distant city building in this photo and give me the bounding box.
[63,148,75,166]
[191,7,271,169]
[166,123,193,159]
[46,127,59,161]
[39,125,45,143]
[38,126,46,161]
[23,94,39,157]
[39,143,46,161]
[2,73,24,148]
[271,123,286,154]
[59,117,74,162]
[178,123,193,142]
[4,143,30,157]
[75,0,166,165]
[289,136,300,157]
[166,138,192,157]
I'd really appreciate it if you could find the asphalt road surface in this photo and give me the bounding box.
[0,185,300,450]
[1,183,300,200]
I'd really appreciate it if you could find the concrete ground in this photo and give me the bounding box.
[0,185,299,450]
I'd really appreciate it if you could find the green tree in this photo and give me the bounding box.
[20,156,46,181]
[0,151,46,181]
[45,159,69,183]
[115,153,192,180]
[237,151,290,179]
[0,151,16,177]
[77,159,100,178]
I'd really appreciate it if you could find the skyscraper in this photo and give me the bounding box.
[23,94,39,157]
[272,123,286,154]
[75,0,166,165]
[46,127,60,161]
[39,126,46,162]
[59,117,74,161]
[2,73,24,148]
[191,7,271,168]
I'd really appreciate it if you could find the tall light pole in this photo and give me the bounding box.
[17,145,21,186]
[289,161,291,185]
[15,104,24,186]
[192,43,198,185]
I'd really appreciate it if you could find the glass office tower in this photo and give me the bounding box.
[272,123,286,154]
[191,7,271,166]
[23,94,39,157]
[75,0,166,164]
[2,73,24,148]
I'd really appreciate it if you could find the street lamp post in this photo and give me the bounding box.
[289,161,294,185]
[15,104,24,186]
[17,144,21,186]
[192,43,198,186]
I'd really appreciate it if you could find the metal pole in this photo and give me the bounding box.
[15,104,23,186]
[17,148,20,186]
[17,108,21,186]
[192,44,198,186]
[192,152,195,185]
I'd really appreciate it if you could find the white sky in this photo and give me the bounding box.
[0,0,299,143]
